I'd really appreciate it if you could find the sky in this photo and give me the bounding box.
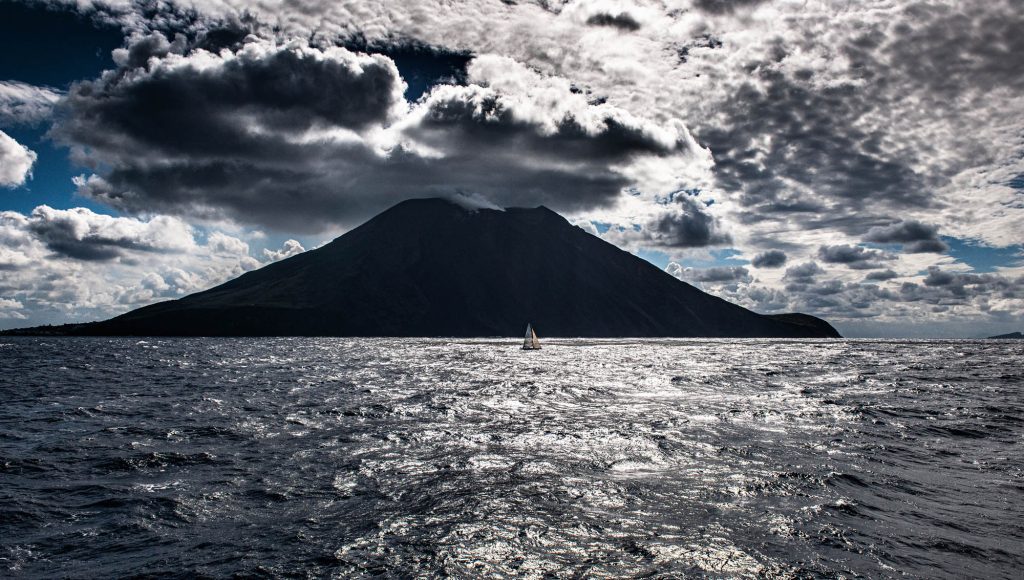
[0,0,1021,337]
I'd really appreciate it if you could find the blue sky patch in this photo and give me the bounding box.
[943,237,1022,273]
[1,2,123,214]
[637,249,670,269]
[0,2,122,88]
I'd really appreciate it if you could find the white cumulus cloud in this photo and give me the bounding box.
[0,130,37,188]
[0,80,62,125]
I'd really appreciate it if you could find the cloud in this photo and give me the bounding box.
[678,257,1023,336]
[0,205,279,325]
[61,34,406,143]
[0,131,37,188]
[817,244,893,269]
[0,297,27,320]
[692,0,769,15]
[585,13,641,32]
[25,205,194,261]
[696,70,935,226]
[665,0,1024,253]
[902,267,1024,306]
[0,81,62,125]
[561,0,650,32]
[691,265,750,283]
[53,34,709,232]
[751,250,786,268]
[881,1,1024,99]
[205,231,250,256]
[444,192,504,212]
[783,262,824,284]
[864,269,898,282]
[262,239,305,261]
[864,220,949,253]
[573,219,600,236]
[923,268,955,287]
[666,263,752,297]
[642,195,731,249]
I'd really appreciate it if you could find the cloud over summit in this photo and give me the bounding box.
[54,33,709,232]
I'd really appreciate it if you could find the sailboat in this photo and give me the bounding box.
[522,323,541,350]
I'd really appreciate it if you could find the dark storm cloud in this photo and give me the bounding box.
[63,34,405,142]
[409,87,679,163]
[585,13,641,32]
[691,0,768,15]
[53,35,701,232]
[116,30,187,68]
[750,250,786,268]
[864,220,949,253]
[192,19,258,52]
[645,196,731,248]
[817,244,892,269]
[783,262,823,285]
[865,269,898,282]
[31,223,130,260]
[923,268,956,287]
[82,152,635,233]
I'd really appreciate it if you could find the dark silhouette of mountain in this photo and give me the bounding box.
[5,198,840,338]
[988,331,1023,339]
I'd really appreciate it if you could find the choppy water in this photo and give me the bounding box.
[1,338,1022,578]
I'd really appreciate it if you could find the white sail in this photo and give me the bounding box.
[523,323,541,350]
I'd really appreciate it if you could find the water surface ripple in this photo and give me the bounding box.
[1,338,1022,577]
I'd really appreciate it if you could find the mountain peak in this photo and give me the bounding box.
[5,200,840,338]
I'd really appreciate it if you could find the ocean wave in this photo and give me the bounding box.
[1,337,1021,577]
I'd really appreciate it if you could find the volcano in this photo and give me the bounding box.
[14,198,839,338]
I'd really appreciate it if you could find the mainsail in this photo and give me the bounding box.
[523,323,541,350]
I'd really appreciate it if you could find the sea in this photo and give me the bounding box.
[1,338,1021,578]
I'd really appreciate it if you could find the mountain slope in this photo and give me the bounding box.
[15,198,840,337]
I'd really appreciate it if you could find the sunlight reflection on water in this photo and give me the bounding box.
[1,338,1022,577]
